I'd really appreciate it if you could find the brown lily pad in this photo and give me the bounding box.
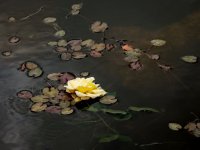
[17,90,33,99]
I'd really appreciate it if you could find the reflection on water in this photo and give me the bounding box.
[0,0,199,150]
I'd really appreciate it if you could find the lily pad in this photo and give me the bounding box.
[43,17,56,24]
[72,52,87,59]
[47,73,62,81]
[8,17,16,22]
[91,21,108,33]
[59,100,70,108]
[55,47,68,53]
[58,39,68,47]
[43,87,59,98]
[25,61,38,70]
[17,90,33,99]
[28,67,43,78]
[31,102,47,112]
[80,71,90,77]
[91,43,105,52]
[90,51,102,58]
[60,52,72,61]
[61,107,74,115]
[100,95,117,105]
[45,106,61,114]
[8,36,20,44]
[150,39,166,46]
[81,39,95,47]
[48,41,58,46]
[1,51,12,56]
[54,30,65,37]
[129,61,143,71]
[128,106,159,113]
[31,95,49,103]
[181,55,198,63]
[59,72,75,84]
[168,123,182,131]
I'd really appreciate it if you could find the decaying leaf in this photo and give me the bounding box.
[91,43,105,52]
[17,90,33,99]
[31,102,47,112]
[43,87,59,98]
[43,17,57,24]
[100,95,117,105]
[31,95,49,103]
[128,106,159,113]
[28,67,43,78]
[168,123,182,131]
[181,55,198,63]
[150,39,166,46]
[54,30,66,37]
[81,39,95,47]
[91,21,108,33]
[61,107,74,115]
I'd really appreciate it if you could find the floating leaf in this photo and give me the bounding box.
[193,128,200,137]
[71,3,83,10]
[17,90,33,99]
[81,39,95,47]
[129,61,143,71]
[48,41,58,46]
[184,122,197,132]
[43,87,59,98]
[8,36,20,44]
[45,106,61,114]
[72,52,87,59]
[55,46,68,53]
[58,39,68,47]
[54,30,65,37]
[1,51,12,56]
[128,106,159,113]
[31,95,49,103]
[80,72,90,77]
[59,101,70,108]
[25,61,38,70]
[150,39,166,46]
[90,50,102,58]
[122,44,134,51]
[181,55,198,63]
[28,67,43,78]
[124,56,138,63]
[60,52,72,61]
[8,17,16,22]
[168,123,182,131]
[59,72,75,84]
[114,113,132,121]
[99,134,119,143]
[31,102,47,112]
[100,95,117,105]
[91,21,108,33]
[148,54,160,60]
[101,108,127,115]
[125,49,141,58]
[71,9,80,15]
[61,107,74,115]
[47,73,62,81]
[43,17,56,24]
[158,63,171,71]
[57,84,66,91]
[91,43,105,52]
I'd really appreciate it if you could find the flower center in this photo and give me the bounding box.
[77,82,97,93]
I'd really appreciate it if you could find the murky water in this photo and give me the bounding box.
[0,0,200,150]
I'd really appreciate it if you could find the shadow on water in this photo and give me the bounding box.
[0,0,200,150]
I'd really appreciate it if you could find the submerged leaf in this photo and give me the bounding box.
[168,123,182,131]
[181,55,198,63]
[99,134,119,143]
[101,108,127,115]
[128,106,159,113]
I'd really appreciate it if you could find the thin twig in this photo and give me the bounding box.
[20,6,44,21]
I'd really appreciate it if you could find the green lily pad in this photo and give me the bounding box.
[31,95,49,103]
[128,106,159,113]
[28,67,43,78]
[61,107,74,115]
[150,39,166,46]
[31,102,47,112]
[181,55,198,63]
[54,30,65,37]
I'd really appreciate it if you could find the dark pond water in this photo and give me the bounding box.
[0,0,200,150]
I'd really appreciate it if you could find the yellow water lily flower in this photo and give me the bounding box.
[64,77,107,103]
